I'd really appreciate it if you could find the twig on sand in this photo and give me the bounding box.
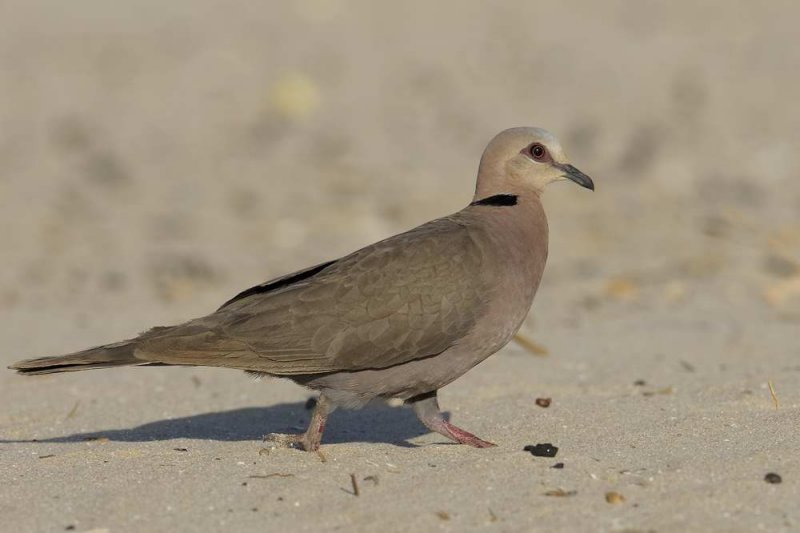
[248,473,295,479]
[350,473,360,496]
[65,401,80,420]
[513,333,549,356]
[768,380,779,410]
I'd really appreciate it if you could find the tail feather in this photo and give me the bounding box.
[9,340,140,375]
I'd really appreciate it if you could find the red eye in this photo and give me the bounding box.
[529,143,547,161]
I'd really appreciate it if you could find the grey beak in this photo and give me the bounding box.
[555,163,594,191]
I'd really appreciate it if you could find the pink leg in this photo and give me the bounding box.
[265,394,333,451]
[410,391,496,448]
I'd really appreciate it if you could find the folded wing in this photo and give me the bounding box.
[135,217,488,374]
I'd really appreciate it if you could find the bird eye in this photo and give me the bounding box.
[529,143,547,161]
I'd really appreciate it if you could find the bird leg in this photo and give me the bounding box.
[265,394,333,451]
[409,391,496,448]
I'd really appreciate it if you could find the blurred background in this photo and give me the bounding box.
[2,3,800,531]
[1,0,799,359]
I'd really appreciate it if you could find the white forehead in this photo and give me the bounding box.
[483,127,565,160]
[511,126,557,144]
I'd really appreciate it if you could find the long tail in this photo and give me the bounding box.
[8,340,141,375]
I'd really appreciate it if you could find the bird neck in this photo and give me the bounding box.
[473,159,547,200]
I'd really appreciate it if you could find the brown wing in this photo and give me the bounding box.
[135,216,488,375]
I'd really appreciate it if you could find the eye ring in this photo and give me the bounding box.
[529,143,548,161]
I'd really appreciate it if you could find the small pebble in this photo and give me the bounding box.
[551,462,565,469]
[535,398,552,408]
[765,472,782,484]
[605,491,625,504]
[524,443,558,457]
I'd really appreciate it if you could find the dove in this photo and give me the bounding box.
[9,127,594,451]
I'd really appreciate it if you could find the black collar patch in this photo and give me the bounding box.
[470,194,518,207]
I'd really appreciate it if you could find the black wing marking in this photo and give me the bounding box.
[217,259,338,310]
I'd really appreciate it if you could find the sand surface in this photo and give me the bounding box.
[1,1,799,531]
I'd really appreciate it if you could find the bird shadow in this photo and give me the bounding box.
[1,401,446,448]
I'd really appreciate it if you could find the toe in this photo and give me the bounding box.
[263,433,302,448]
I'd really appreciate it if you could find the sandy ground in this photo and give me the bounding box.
[1,1,799,531]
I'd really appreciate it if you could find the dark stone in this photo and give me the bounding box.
[523,443,559,458]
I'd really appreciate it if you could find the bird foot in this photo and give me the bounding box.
[440,421,496,448]
[410,391,497,448]
[263,432,321,451]
[263,394,331,452]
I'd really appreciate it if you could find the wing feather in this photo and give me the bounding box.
[136,216,488,374]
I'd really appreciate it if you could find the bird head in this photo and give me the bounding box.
[474,127,594,199]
